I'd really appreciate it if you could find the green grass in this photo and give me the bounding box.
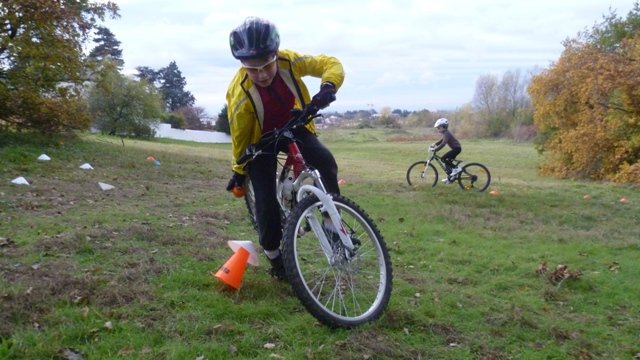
[1,129,639,359]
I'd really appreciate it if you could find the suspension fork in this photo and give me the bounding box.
[296,181,355,264]
[287,140,353,263]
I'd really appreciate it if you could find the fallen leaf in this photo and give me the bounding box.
[547,264,582,285]
[537,261,548,275]
[0,237,15,247]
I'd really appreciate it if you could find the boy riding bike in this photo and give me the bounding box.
[224,17,344,280]
[430,118,462,184]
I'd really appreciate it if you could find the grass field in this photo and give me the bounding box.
[1,129,638,359]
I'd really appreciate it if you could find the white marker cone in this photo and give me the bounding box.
[11,176,30,185]
[98,182,115,191]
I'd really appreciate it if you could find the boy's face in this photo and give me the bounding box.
[436,126,446,133]
[242,54,278,87]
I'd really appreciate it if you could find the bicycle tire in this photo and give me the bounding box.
[406,161,438,188]
[456,162,491,192]
[282,194,393,328]
[243,177,258,230]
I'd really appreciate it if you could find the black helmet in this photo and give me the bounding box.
[229,17,280,60]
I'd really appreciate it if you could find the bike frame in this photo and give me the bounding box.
[280,134,357,264]
[425,150,457,175]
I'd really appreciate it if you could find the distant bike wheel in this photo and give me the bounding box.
[282,194,393,328]
[457,162,491,192]
[406,161,438,188]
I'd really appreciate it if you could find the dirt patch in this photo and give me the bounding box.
[0,259,100,338]
[345,329,423,359]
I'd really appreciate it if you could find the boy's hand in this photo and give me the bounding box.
[311,82,336,109]
[226,172,246,191]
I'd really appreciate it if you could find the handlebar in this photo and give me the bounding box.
[236,104,322,165]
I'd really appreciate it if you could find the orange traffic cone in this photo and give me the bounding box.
[214,246,250,289]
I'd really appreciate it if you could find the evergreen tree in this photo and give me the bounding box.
[158,61,195,111]
[215,104,230,134]
[134,66,160,86]
[88,26,124,68]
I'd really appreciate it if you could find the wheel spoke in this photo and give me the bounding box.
[283,195,392,327]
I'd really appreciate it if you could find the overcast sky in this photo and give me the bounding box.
[101,0,634,116]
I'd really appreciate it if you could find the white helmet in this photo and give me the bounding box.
[434,118,449,129]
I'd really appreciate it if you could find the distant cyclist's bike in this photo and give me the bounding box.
[406,147,491,192]
[238,105,392,328]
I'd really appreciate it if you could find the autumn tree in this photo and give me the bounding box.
[0,0,119,133]
[404,109,440,128]
[377,106,400,128]
[174,106,208,130]
[529,4,640,183]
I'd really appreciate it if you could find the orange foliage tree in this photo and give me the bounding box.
[0,0,119,133]
[529,5,640,184]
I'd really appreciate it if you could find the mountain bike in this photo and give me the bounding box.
[406,147,491,192]
[237,105,393,328]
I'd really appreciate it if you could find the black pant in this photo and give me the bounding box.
[442,147,461,171]
[247,128,339,252]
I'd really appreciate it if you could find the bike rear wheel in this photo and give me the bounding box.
[282,194,393,328]
[406,161,438,188]
[456,162,491,192]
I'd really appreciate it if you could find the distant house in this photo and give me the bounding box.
[154,123,231,143]
[201,116,215,126]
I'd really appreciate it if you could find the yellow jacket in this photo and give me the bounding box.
[225,49,344,174]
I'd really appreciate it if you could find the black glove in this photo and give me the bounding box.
[310,82,336,109]
[226,172,246,191]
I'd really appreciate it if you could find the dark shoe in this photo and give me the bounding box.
[268,255,287,281]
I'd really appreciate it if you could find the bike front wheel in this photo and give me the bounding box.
[243,177,258,230]
[282,194,393,328]
[406,161,438,188]
[456,162,491,192]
